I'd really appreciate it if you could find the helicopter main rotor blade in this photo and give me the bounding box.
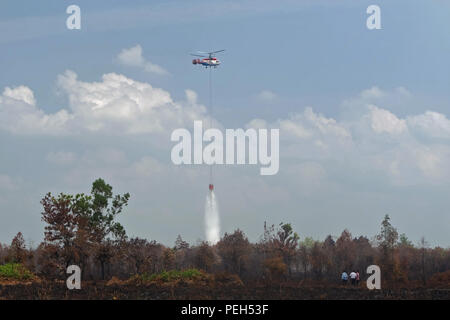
[196,50,225,55]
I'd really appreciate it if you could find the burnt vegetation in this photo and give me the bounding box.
[0,179,449,299]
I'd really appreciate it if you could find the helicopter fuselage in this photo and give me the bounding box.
[192,58,221,68]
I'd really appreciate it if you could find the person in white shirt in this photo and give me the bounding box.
[350,271,357,285]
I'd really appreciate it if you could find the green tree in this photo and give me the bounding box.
[398,233,413,247]
[376,214,399,282]
[377,214,399,251]
[89,178,130,279]
[273,223,299,276]
[301,237,316,249]
[89,178,129,241]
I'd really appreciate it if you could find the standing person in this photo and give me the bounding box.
[350,271,357,285]
[356,270,360,286]
[341,271,348,285]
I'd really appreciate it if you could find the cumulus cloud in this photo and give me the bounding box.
[245,87,450,185]
[368,105,407,134]
[0,86,72,135]
[3,86,36,105]
[279,117,312,139]
[245,118,268,130]
[117,45,169,75]
[407,111,450,139]
[276,107,351,151]
[360,86,385,100]
[0,71,208,136]
[2,76,450,188]
[256,90,277,102]
[375,143,450,185]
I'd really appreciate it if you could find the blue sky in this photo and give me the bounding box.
[0,0,449,246]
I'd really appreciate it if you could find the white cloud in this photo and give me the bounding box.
[407,111,450,139]
[277,107,350,142]
[279,118,312,139]
[357,86,411,103]
[242,87,450,186]
[185,89,198,105]
[395,86,412,98]
[414,146,443,179]
[0,71,208,136]
[256,90,277,102]
[368,105,407,134]
[245,118,268,130]
[0,86,72,135]
[3,86,36,106]
[304,107,351,139]
[2,77,450,189]
[360,86,385,100]
[58,70,207,134]
[117,45,169,75]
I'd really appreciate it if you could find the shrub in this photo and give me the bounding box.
[0,263,35,281]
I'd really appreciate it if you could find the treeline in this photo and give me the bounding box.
[0,179,449,287]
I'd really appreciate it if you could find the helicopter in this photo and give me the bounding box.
[191,50,225,68]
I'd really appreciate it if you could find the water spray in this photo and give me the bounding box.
[205,188,220,245]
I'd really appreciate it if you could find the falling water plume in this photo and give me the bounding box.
[205,190,220,244]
